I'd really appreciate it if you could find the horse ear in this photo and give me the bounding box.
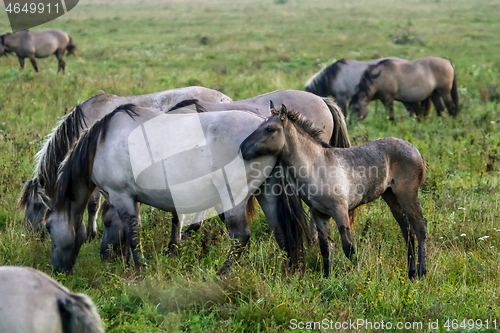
[22,180,27,185]
[269,100,279,115]
[37,188,55,210]
[279,104,287,121]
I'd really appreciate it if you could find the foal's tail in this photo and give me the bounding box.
[322,98,351,148]
[56,104,139,209]
[58,293,104,333]
[66,37,77,56]
[451,74,459,116]
[275,161,310,269]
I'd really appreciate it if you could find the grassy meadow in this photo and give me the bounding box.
[1,0,500,331]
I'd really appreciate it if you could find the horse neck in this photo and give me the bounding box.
[281,122,331,182]
[4,33,19,50]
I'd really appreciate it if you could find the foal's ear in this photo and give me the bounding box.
[279,104,287,121]
[37,188,55,210]
[269,100,279,115]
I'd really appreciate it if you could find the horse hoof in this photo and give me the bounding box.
[408,270,417,280]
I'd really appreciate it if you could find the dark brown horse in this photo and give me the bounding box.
[0,29,76,73]
[241,105,428,279]
[349,57,458,120]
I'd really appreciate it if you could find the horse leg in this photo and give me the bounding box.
[393,190,428,278]
[29,57,38,72]
[439,90,456,116]
[430,91,444,116]
[167,212,184,254]
[218,201,250,276]
[382,98,395,121]
[111,196,144,272]
[330,204,355,261]
[382,190,417,279]
[55,49,66,73]
[311,210,332,278]
[337,96,347,118]
[18,56,25,71]
[85,189,100,242]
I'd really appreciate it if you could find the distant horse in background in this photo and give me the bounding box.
[305,57,404,116]
[0,266,104,333]
[349,57,458,120]
[241,105,428,279]
[19,87,232,240]
[0,30,76,73]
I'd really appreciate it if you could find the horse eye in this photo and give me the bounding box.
[266,127,275,133]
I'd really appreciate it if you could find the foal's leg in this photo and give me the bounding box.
[85,189,101,242]
[311,210,332,278]
[395,192,428,278]
[382,190,417,278]
[430,91,444,116]
[219,200,251,275]
[330,204,355,261]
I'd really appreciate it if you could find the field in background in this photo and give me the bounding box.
[1,0,500,331]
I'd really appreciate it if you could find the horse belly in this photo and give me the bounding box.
[34,41,58,58]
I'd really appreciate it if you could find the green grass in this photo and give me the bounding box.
[1,0,499,331]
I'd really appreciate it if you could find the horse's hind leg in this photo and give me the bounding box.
[167,212,183,254]
[85,189,101,242]
[439,89,457,117]
[393,190,428,278]
[382,189,417,278]
[55,49,65,73]
[430,91,444,116]
[330,204,355,262]
[218,201,250,275]
[311,210,332,278]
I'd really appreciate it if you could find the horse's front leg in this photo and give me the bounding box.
[218,200,250,276]
[28,57,38,72]
[112,197,144,273]
[86,189,100,242]
[311,209,332,278]
[17,56,25,71]
[330,204,355,261]
[385,99,395,121]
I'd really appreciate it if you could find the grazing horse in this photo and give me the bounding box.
[38,105,307,274]
[349,57,458,120]
[19,86,232,240]
[240,105,428,279]
[0,266,104,333]
[0,30,76,73]
[305,57,405,117]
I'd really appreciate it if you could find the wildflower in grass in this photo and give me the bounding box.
[461,233,466,237]
[479,236,490,240]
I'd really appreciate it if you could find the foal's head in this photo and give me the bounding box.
[241,102,327,160]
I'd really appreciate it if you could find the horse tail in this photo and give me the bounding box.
[451,74,459,116]
[246,196,258,225]
[56,104,139,210]
[66,37,76,56]
[275,161,310,269]
[58,293,104,333]
[322,98,351,148]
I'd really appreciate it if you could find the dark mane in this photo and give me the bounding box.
[0,35,4,46]
[284,109,331,148]
[305,59,347,96]
[168,99,206,113]
[19,179,40,208]
[56,104,139,210]
[350,59,390,106]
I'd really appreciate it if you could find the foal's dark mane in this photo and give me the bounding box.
[282,108,331,148]
[168,99,207,113]
[56,104,139,210]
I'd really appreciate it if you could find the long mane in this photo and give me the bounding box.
[305,59,346,96]
[56,104,139,210]
[350,59,390,106]
[282,108,331,148]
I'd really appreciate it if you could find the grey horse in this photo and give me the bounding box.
[0,29,76,73]
[19,86,232,240]
[241,105,428,279]
[39,106,308,274]
[305,57,404,116]
[0,266,104,333]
